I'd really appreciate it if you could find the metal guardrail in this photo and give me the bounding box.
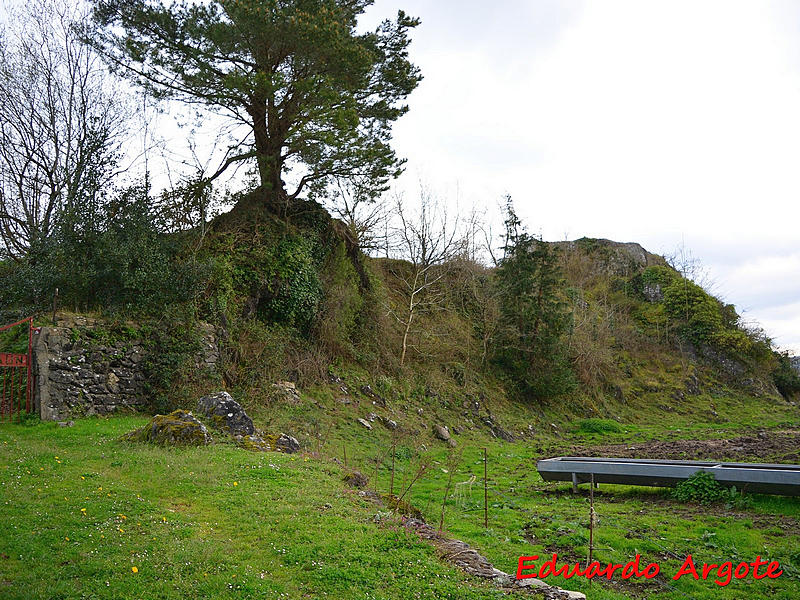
[537,456,800,496]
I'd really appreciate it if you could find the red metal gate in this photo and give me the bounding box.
[0,317,33,422]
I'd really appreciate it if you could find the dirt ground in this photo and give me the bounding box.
[572,429,800,463]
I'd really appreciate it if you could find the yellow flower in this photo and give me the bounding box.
[233,481,238,487]
[162,517,167,522]
[80,508,86,514]
[81,476,85,480]
[131,566,138,574]
[65,536,69,541]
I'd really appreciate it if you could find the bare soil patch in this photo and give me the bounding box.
[572,430,800,463]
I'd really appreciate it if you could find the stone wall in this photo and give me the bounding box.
[33,321,219,421]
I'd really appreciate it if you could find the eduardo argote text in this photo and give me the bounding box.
[517,553,783,587]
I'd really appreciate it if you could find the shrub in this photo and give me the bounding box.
[773,351,800,399]
[576,418,622,434]
[672,471,750,508]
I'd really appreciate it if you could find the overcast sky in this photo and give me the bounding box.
[353,0,800,353]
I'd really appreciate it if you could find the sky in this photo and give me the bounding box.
[5,0,795,352]
[352,0,800,354]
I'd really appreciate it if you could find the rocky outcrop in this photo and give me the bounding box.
[553,237,666,277]
[196,391,254,436]
[122,410,212,446]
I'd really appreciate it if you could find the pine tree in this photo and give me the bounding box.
[495,202,575,399]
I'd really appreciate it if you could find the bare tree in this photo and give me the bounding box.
[326,176,387,253]
[389,186,464,366]
[0,0,129,259]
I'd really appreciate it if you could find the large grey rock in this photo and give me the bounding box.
[357,418,372,430]
[196,391,254,436]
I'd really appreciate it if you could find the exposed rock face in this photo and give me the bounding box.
[552,237,665,277]
[642,283,663,302]
[196,391,254,436]
[791,356,800,374]
[123,410,212,446]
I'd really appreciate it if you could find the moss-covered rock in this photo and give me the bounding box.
[122,410,212,446]
[381,493,423,519]
[343,470,368,489]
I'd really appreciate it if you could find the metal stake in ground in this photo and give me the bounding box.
[390,443,396,495]
[483,447,488,529]
[587,472,596,575]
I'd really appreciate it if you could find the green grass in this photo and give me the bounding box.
[2,389,799,600]
[377,445,800,600]
[0,417,522,600]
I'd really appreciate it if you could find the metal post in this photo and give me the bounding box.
[572,472,578,494]
[587,473,595,571]
[483,447,488,529]
[10,365,15,422]
[343,444,347,467]
[373,451,379,493]
[390,443,395,495]
[26,318,32,414]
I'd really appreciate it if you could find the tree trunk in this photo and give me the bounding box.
[249,102,286,209]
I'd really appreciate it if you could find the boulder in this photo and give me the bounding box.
[276,433,300,453]
[382,418,398,431]
[271,381,301,405]
[343,470,369,488]
[196,391,254,436]
[235,432,300,453]
[123,410,212,446]
[357,418,373,430]
[433,424,451,442]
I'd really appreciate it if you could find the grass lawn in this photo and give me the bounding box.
[2,413,799,600]
[0,417,520,600]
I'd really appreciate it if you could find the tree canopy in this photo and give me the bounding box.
[89,0,422,210]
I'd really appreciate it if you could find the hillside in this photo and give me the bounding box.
[3,197,800,600]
